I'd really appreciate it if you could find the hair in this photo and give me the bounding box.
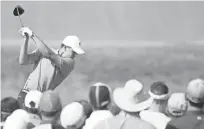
[61,43,65,48]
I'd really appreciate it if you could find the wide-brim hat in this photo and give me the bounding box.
[113,79,153,112]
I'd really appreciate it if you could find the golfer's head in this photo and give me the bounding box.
[59,36,85,58]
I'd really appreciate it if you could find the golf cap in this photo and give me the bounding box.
[186,78,204,104]
[62,36,85,54]
[89,82,112,109]
[25,90,42,109]
[149,81,169,100]
[39,90,62,113]
[60,102,86,128]
[167,93,188,117]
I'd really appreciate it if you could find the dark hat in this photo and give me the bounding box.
[149,81,169,100]
[89,82,111,109]
[1,97,20,113]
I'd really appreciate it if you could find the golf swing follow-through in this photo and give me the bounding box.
[13,5,86,108]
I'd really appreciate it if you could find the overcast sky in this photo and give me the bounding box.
[1,1,204,41]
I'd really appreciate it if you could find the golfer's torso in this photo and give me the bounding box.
[25,57,74,91]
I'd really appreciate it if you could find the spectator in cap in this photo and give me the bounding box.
[38,90,62,125]
[24,90,43,126]
[93,79,155,129]
[166,93,188,129]
[3,109,33,129]
[139,81,171,129]
[1,97,20,129]
[83,82,113,129]
[60,102,87,129]
[167,79,204,129]
[18,26,85,98]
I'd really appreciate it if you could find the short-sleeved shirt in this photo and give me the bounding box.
[23,48,75,92]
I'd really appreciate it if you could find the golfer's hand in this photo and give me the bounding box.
[19,27,33,38]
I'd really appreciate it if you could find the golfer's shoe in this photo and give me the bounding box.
[17,89,30,109]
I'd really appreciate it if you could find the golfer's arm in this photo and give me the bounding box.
[32,34,55,57]
[48,55,74,72]
[19,37,30,65]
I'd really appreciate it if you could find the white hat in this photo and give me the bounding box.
[4,109,30,129]
[60,102,85,128]
[186,78,204,103]
[25,90,42,108]
[167,93,188,117]
[62,36,85,54]
[113,79,153,112]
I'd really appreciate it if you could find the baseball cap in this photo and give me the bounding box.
[149,81,169,100]
[89,82,112,109]
[39,90,62,113]
[60,102,86,128]
[167,93,188,117]
[1,97,20,114]
[62,36,85,54]
[186,78,204,104]
[25,90,42,109]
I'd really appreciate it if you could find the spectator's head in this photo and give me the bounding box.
[89,82,112,110]
[76,100,93,118]
[24,90,42,114]
[167,93,188,118]
[1,97,20,121]
[148,81,169,113]
[186,78,204,108]
[4,109,30,129]
[113,79,152,115]
[39,90,62,122]
[60,102,87,129]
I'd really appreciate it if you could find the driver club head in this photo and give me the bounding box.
[13,5,24,16]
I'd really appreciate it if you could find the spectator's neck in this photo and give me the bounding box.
[148,103,166,113]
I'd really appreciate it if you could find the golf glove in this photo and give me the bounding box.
[19,27,33,37]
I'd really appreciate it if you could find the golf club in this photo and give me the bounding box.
[13,5,24,27]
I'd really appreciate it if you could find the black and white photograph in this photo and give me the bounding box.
[1,1,204,129]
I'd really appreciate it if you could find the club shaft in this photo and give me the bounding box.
[17,7,24,27]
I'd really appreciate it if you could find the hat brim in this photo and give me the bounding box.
[113,88,153,112]
[72,47,85,54]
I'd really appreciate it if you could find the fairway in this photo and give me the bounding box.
[1,40,204,106]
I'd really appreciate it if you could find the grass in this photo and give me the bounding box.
[1,40,204,106]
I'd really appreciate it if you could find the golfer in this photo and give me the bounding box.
[17,27,85,104]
